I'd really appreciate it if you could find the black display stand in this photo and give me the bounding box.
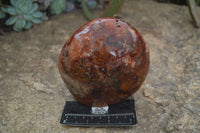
[60,99,137,127]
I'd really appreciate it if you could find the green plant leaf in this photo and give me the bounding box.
[24,21,32,29]
[23,14,33,21]
[49,0,67,15]
[14,18,26,31]
[102,0,125,17]
[1,7,7,12]
[7,7,17,15]
[10,0,17,7]
[29,3,38,14]
[0,11,5,19]
[5,16,18,25]
[87,1,97,9]
[32,11,43,18]
[32,18,41,24]
[80,0,124,20]
[196,0,200,5]
[80,0,95,20]
[13,24,22,31]
[187,0,200,28]
[17,0,32,13]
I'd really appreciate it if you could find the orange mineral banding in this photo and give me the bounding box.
[58,18,150,107]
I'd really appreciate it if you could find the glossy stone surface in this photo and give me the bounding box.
[58,18,150,107]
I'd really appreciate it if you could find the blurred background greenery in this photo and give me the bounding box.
[0,0,200,34]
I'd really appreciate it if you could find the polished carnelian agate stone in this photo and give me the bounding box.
[58,18,149,107]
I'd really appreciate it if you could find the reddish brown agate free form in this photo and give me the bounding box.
[58,18,149,107]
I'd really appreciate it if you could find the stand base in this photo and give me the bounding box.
[60,99,137,127]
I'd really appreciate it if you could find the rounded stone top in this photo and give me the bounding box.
[58,18,150,107]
